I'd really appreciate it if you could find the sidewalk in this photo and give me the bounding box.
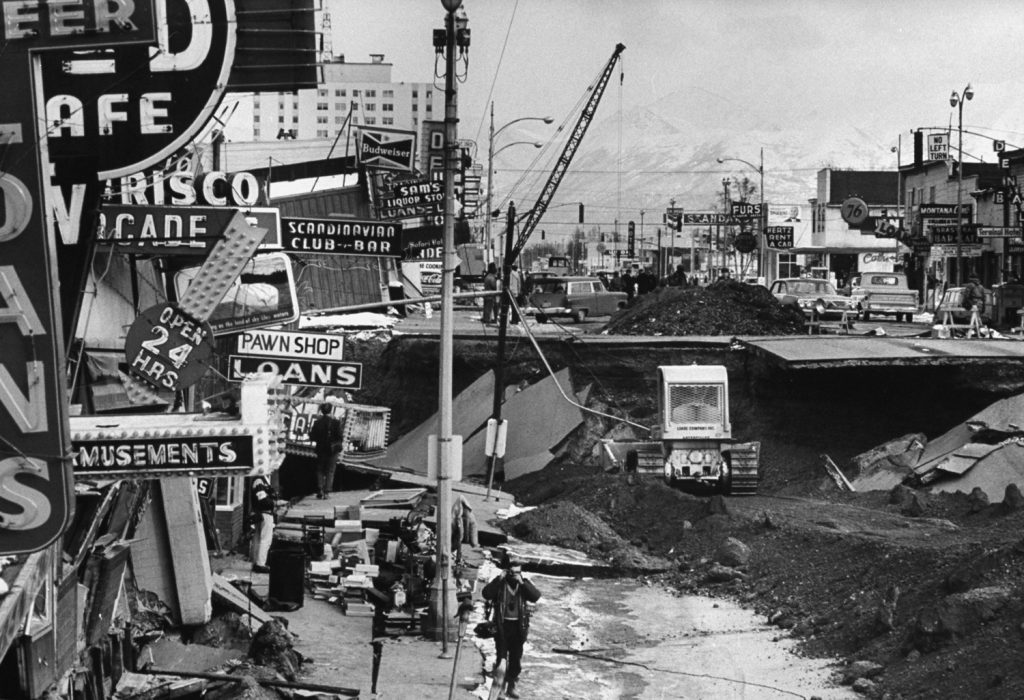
[215,493,501,699]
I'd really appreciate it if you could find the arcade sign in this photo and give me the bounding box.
[282,217,402,258]
[96,205,282,254]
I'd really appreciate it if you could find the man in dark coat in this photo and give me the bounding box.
[249,474,276,573]
[482,262,498,323]
[482,557,541,698]
[308,402,342,499]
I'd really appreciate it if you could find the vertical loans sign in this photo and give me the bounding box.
[0,0,160,554]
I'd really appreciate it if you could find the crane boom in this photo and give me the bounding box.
[510,43,625,263]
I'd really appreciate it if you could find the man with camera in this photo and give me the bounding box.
[482,556,541,698]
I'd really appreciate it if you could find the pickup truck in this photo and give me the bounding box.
[849,272,919,322]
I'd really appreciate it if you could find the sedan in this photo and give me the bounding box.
[769,277,859,319]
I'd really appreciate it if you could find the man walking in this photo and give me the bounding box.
[483,262,498,323]
[308,403,342,499]
[482,556,541,698]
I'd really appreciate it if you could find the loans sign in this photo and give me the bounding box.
[227,355,363,389]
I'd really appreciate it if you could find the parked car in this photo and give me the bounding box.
[849,272,919,322]
[526,275,628,323]
[768,277,859,319]
[934,286,995,325]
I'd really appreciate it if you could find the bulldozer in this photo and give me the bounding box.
[601,365,760,495]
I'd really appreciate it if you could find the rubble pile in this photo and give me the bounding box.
[603,280,805,336]
[499,500,669,571]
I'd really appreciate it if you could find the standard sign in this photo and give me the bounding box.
[682,212,739,226]
[237,329,344,362]
[282,217,402,257]
[228,355,363,389]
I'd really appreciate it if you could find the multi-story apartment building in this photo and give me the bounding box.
[250,54,443,144]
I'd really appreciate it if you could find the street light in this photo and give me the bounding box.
[950,83,974,286]
[717,147,765,281]
[486,103,553,262]
[428,0,466,652]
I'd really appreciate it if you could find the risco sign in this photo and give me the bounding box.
[282,217,402,257]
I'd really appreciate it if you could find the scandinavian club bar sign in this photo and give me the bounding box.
[281,217,402,257]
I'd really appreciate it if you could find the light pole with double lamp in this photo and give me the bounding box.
[486,104,553,262]
[950,83,973,286]
[716,148,765,281]
[428,0,468,651]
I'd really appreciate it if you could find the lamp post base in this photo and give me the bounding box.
[424,576,459,643]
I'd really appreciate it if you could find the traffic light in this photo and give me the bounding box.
[578,203,585,223]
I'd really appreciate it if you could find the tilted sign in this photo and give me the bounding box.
[377,179,443,222]
[124,302,216,392]
[765,226,794,249]
[227,356,363,389]
[236,329,345,362]
[682,212,739,226]
[356,127,417,172]
[977,226,1023,238]
[96,205,281,254]
[0,0,162,554]
[281,217,402,257]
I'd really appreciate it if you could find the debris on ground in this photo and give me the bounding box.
[603,281,805,336]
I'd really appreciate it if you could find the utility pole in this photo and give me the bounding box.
[487,203,515,498]
[427,0,465,650]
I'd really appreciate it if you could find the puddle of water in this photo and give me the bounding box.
[511,576,859,700]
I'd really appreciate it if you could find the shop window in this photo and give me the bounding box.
[779,253,800,278]
[214,476,244,511]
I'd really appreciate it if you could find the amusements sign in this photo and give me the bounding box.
[765,226,794,249]
[72,436,255,477]
[281,217,402,258]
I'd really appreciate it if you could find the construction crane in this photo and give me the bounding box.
[509,43,625,264]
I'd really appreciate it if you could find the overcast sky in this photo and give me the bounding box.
[331,0,1024,159]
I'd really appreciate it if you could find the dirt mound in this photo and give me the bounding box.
[504,465,1024,699]
[603,281,805,336]
[499,500,670,571]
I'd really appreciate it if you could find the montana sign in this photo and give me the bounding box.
[228,356,363,389]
